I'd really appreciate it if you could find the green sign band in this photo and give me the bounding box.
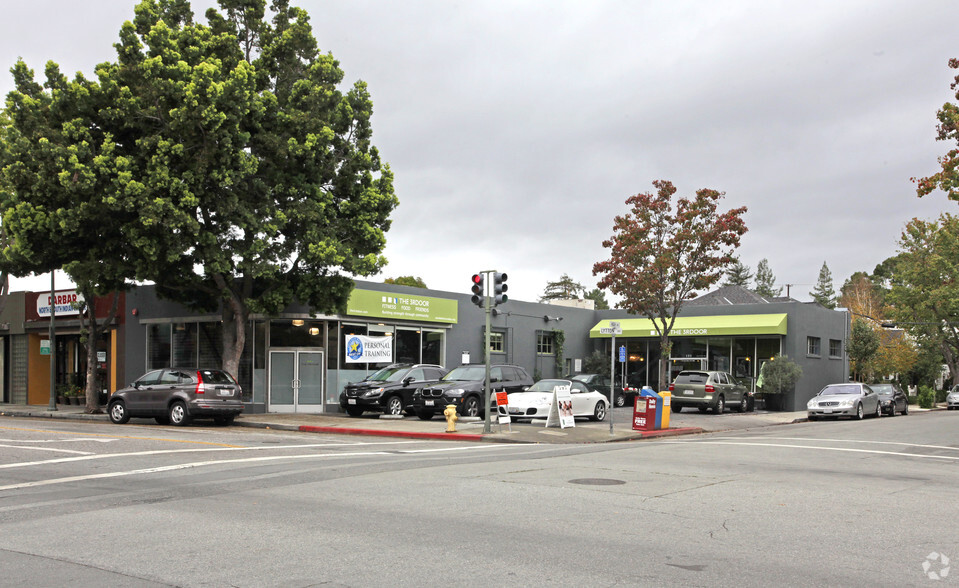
[347,289,458,323]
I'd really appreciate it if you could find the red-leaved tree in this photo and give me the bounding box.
[592,180,748,389]
[916,57,959,200]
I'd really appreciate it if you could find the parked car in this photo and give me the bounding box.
[570,373,633,407]
[948,386,959,410]
[410,364,533,419]
[506,378,608,421]
[339,363,447,417]
[871,383,909,416]
[668,370,751,414]
[108,368,243,426]
[806,383,881,420]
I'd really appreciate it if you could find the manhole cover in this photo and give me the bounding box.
[568,478,626,486]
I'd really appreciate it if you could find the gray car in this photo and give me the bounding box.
[806,383,881,421]
[668,370,751,414]
[108,368,244,426]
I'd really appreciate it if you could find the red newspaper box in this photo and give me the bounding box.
[632,396,657,431]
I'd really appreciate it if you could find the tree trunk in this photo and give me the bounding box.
[80,292,119,414]
[220,295,249,380]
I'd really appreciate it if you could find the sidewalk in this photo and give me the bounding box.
[0,402,820,444]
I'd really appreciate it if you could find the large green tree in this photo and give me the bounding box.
[593,180,747,389]
[753,258,781,297]
[722,255,752,287]
[539,273,585,302]
[888,214,959,384]
[811,262,837,308]
[2,0,397,381]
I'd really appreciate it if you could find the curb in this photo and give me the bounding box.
[297,425,486,442]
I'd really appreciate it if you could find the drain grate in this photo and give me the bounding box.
[568,478,626,486]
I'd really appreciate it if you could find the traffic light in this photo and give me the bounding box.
[470,273,484,307]
[493,272,508,305]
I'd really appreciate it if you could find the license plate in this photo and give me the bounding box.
[348,399,356,405]
[217,389,233,397]
[823,409,833,414]
[425,399,434,406]
[684,390,694,395]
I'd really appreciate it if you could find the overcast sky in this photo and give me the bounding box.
[3,1,958,304]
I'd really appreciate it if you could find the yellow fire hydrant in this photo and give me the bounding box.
[443,404,458,433]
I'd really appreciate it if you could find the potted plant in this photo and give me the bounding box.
[757,353,803,411]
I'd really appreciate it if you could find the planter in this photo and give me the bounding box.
[763,393,785,411]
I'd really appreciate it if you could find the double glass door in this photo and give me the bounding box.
[269,349,324,413]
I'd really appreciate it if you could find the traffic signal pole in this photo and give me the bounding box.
[471,270,507,435]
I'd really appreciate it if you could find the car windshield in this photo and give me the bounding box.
[521,379,572,393]
[820,384,862,395]
[443,366,487,381]
[365,366,409,382]
[570,375,594,383]
[871,384,895,395]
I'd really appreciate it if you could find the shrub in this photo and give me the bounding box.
[918,386,935,409]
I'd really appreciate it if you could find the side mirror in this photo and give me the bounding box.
[403,376,414,386]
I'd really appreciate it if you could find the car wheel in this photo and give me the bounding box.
[889,403,897,417]
[591,401,607,422]
[386,396,404,416]
[737,396,748,413]
[416,409,435,421]
[714,396,725,414]
[874,402,882,418]
[903,402,909,415]
[672,405,682,413]
[108,401,129,425]
[462,396,481,418]
[155,416,170,425]
[169,401,192,427]
[614,394,626,408]
[855,403,864,420]
[345,406,364,417]
[214,415,235,426]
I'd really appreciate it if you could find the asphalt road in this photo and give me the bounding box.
[1,411,956,587]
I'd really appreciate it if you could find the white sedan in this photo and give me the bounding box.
[506,379,608,421]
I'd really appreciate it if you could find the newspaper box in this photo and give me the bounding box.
[632,395,659,431]
[639,386,663,430]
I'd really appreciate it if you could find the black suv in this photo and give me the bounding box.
[410,364,533,419]
[339,363,447,416]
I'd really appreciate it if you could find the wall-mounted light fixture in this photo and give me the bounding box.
[309,327,320,336]
[292,319,304,327]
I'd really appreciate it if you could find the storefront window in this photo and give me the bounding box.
[395,328,420,364]
[708,339,731,372]
[733,339,755,379]
[198,322,223,367]
[270,319,326,348]
[423,329,444,366]
[172,322,197,367]
[147,324,171,370]
[671,337,707,360]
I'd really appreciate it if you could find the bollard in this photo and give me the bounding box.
[443,404,458,433]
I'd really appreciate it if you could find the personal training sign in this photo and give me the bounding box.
[344,335,393,364]
[37,290,84,317]
[346,289,458,323]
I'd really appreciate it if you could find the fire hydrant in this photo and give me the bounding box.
[443,404,458,433]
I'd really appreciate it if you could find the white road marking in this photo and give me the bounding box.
[0,438,117,443]
[0,443,92,455]
[0,441,516,470]
[662,439,959,460]
[704,436,959,452]
[0,444,523,492]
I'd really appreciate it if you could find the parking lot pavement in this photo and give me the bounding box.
[1,403,815,444]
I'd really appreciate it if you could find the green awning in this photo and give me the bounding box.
[589,313,787,338]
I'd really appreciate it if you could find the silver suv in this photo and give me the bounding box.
[108,368,244,426]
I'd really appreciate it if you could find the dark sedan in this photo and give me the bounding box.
[570,373,633,407]
[339,363,447,416]
[871,382,909,416]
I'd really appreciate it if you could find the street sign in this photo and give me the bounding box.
[619,345,626,362]
[599,322,622,336]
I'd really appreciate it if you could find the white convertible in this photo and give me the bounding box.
[506,379,608,421]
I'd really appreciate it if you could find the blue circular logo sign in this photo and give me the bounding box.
[346,336,364,361]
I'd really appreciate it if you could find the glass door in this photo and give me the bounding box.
[269,349,325,413]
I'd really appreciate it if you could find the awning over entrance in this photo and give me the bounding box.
[589,313,788,338]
